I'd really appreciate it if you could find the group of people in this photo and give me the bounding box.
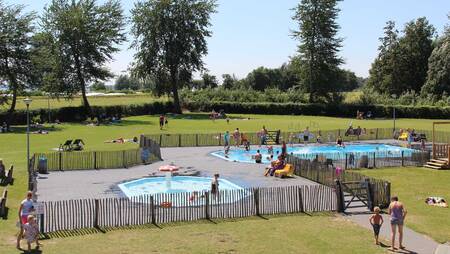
[356,110,372,120]
[17,191,40,252]
[369,196,407,252]
[345,125,366,136]
[223,128,251,157]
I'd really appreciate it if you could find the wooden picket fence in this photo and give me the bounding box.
[286,155,391,209]
[39,185,336,233]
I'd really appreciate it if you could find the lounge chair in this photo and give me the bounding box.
[274,164,294,178]
[398,132,408,141]
[0,188,7,218]
[59,140,73,151]
[72,139,85,151]
[1,166,13,185]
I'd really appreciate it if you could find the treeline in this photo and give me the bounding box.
[365,17,450,100]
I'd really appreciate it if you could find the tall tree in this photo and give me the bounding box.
[292,0,343,102]
[422,16,450,96]
[202,73,218,89]
[366,21,404,94]
[367,19,435,95]
[0,1,35,128]
[221,74,237,89]
[131,0,217,113]
[398,17,435,92]
[114,74,140,90]
[42,0,126,114]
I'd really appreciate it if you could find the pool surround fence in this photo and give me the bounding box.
[38,185,336,234]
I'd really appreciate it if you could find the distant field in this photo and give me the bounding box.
[0,94,168,112]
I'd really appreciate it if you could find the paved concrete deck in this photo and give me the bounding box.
[36,146,318,201]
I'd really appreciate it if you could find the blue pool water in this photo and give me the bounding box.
[211,144,416,164]
[118,176,247,206]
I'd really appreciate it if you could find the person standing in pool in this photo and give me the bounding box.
[303,127,310,145]
[233,128,240,147]
[336,136,345,147]
[211,174,219,195]
[253,150,262,163]
[223,131,230,148]
[281,141,287,157]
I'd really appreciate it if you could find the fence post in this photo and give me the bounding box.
[401,151,404,167]
[298,187,304,213]
[122,150,126,168]
[159,135,162,146]
[344,153,348,170]
[373,152,376,168]
[94,151,97,170]
[219,133,222,146]
[205,192,210,220]
[59,152,62,171]
[253,188,260,216]
[94,199,99,229]
[375,128,379,140]
[40,213,45,234]
[196,134,199,147]
[384,182,391,208]
[334,179,345,213]
[365,178,374,211]
[150,195,156,225]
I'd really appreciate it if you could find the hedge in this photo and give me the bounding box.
[184,101,450,119]
[0,101,174,125]
[1,100,449,124]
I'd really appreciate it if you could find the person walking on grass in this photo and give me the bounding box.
[369,206,384,245]
[159,114,165,130]
[388,196,407,251]
[23,215,40,252]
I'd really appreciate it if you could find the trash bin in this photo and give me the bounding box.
[358,155,369,168]
[38,156,48,174]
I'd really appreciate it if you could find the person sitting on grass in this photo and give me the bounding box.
[23,215,40,252]
[369,206,384,245]
[253,150,262,163]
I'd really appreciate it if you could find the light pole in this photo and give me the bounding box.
[23,97,32,190]
[393,107,396,132]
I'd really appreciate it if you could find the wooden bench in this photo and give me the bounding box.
[0,165,13,185]
[0,188,7,218]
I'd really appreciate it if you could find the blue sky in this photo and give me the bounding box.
[7,0,450,82]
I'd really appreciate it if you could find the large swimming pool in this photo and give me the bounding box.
[210,144,416,164]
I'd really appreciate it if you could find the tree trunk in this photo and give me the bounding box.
[74,55,91,116]
[6,86,17,131]
[170,72,182,114]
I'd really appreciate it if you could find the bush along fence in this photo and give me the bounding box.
[286,155,391,210]
[38,185,336,234]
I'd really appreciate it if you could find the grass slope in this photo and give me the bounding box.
[360,167,450,243]
[5,215,385,254]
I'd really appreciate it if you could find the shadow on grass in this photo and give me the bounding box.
[167,113,246,121]
[5,125,64,134]
[18,248,42,254]
[39,212,327,239]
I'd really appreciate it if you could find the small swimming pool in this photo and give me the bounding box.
[210,144,416,164]
[118,176,248,206]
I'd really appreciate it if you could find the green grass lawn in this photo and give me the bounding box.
[0,113,448,252]
[360,167,450,243]
[0,94,167,112]
[3,215,386,254]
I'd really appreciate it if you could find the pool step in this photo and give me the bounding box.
[424,158,449,170]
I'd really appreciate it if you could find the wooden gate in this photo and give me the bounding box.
[336,179,373,212]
